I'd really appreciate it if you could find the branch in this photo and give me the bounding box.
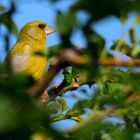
[99,57,140,66]
[28,45,140,98]
[28,47,88,97]
[40,69,95,102]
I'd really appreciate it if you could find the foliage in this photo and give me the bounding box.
[1,0,140,140]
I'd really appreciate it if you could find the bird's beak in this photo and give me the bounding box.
[45,25,56,35]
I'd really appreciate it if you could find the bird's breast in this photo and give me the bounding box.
[11,44,47,80]
[11,44,31,72]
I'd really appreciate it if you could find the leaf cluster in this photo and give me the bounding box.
[2,0,140,140]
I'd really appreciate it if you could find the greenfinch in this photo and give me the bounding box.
[6,21,55,80]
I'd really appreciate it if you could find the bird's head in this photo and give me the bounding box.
[18,21,56,40]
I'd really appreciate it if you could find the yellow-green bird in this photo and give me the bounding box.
[6,21,55,80]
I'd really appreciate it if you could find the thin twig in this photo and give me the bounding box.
[65,106,117,135]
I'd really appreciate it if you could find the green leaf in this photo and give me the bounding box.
[57,11,77,35]
[47,44,62,58]
[0,95,18,131]
[111,40,131,55]
[129,28,137,44]
[100,49,113,57]
[120,12,128,24]
[57,97,69,112]
[0,15,18,36]
[72,67,80,78]
[63,67,74,84]
[0,5,6,12]
[72,99,90,114]
[46,101,62,116]
[113,129,134,140]
[131,46,140,57]
[131,15,140,28]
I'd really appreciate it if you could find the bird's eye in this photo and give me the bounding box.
[38,24,46,29]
